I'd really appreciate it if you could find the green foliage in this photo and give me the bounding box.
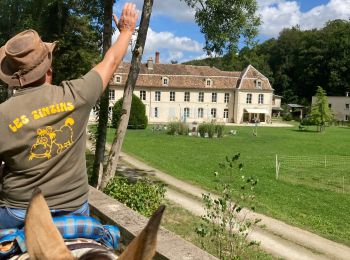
[310,86,333,132]
[112,94,148,129]
[198,123,224,138]
[167,122,189,135]
[196,154,259,259]
[0,0,102,85]
[282,113,292,121]
[185,20,350,104]
[162,201,274,259]
[104,177,166,217]
[181,0,261,55]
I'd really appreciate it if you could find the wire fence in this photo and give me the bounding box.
[275,155,350,194]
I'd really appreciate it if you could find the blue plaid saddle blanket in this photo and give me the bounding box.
[0,215,120,259]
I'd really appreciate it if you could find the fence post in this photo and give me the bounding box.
[276,154,279,180]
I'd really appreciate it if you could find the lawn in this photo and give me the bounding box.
[104,125,350,245]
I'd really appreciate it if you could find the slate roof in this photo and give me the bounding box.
[112,62,272,91]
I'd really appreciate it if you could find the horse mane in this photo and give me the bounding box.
[78,249,115,260]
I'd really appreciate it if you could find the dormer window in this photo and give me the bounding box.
[162,77,169,86]
[114,75,122,84]
[256,79,263,89]
[205,78,212,87]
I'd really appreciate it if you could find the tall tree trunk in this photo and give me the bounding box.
[91,0,114,187]
[99,0,154,190]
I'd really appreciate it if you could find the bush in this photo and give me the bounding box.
[198,123,224,138]
[112,94,148,129]
[300,117,315,126]
[167,122,189,135]
[282,113,292,121]
[215,124,224,138]
[196,154,259,259]
[104,177,166,217]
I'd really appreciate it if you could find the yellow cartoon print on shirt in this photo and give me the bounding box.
[29,118,75,160]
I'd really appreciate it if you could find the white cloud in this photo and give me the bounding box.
[113,27,204,63]
[114,0,195,22]
[259,0,350,37]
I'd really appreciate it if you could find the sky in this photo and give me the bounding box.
[112,0,350,63]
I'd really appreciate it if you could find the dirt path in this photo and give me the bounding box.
[86,140,350,259]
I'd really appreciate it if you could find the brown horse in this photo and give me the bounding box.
[23,188,164,260]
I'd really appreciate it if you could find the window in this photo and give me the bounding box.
[258,94,264,104]
[198,108,204,118]
[246,93,252,104]
[212,93,217,102]
[114,75,122,84]
[224,93,230,103]
[109,89,115,101]
[155,91,161,101]
[170,91,176,102]
[206,79,212,87]
[256,80,262,89]
[346,115,349,121]
[223,109,229,119]
[211,108,217,118]
[198,92,204,102]
[346,104,349,110]
[184,92,190,102]
[184,107,190,118]
[154,107,159,118]
[162,77,169,86]
[328,103,332,108]
[140,90,146,101]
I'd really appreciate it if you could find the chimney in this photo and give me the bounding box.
[147,57,153,70]
[155,51,160,64]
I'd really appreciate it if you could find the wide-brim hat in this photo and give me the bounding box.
[0,29,57,87]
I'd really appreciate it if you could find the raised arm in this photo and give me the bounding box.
[93,3,138,90]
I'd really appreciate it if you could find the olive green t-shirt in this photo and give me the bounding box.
[0,70,102,210]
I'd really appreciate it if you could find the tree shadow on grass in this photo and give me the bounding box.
[290,129,319,133]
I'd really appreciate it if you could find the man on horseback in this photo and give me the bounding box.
[0,3,138,229]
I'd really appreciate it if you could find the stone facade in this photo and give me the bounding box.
[105,58,276,124]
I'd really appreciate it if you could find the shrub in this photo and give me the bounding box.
[112,94,148,129]
[198,123,207,137]
[196,154,259,259]
[104,177,166,217]
[282,113,292,121]
[167,122,189,135]
[215,124,224,138]
[198,123,224,138]
[207,123,215,138]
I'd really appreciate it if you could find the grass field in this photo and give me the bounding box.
[104,125,350,245]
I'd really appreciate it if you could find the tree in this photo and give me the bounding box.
[310,86,333,132]
[99,0,154,190]
[112,94,148,129]
[91,0,114,187]
[0,0,102,85]
[181,0,261,55]
[0,0,102,101]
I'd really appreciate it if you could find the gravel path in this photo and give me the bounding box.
[86,140,350,260]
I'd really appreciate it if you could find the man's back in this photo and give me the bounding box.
[0,70,102,210]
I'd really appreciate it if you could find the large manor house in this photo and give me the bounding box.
[107,52,281,124]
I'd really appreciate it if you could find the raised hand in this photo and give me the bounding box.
[115,3,138,33]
